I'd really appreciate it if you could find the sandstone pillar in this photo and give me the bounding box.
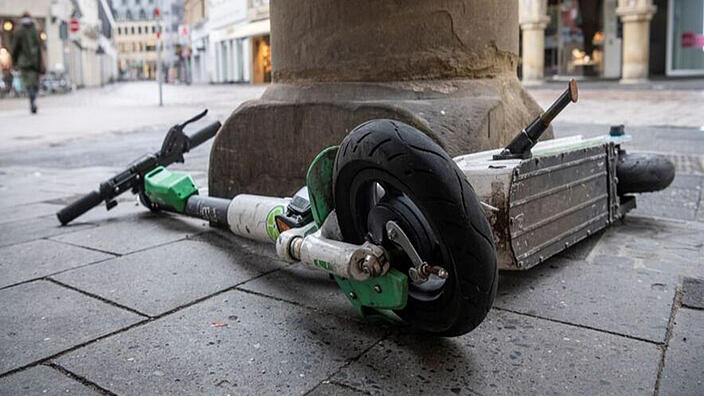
[209,0,548,198]
[616,0,656,83]
[519,0,550,84]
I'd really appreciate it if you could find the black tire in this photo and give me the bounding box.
[617,152,675,195]
[333,119,498,336]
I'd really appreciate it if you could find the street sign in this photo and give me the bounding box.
[69,18,79,33]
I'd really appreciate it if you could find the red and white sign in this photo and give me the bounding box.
[69,18,79,33]
[681,32,704,49]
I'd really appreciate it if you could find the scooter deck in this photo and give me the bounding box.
[454,135,633,270]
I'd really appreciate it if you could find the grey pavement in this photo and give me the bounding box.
[0,81,703,395]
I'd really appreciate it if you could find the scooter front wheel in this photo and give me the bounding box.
[333,119,498,336]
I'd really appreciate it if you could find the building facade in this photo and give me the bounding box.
[112,0,157,80]
[519,0,704,83]
[202,0,270,84]
[112,0,185,82]
[0,0,117,88]
[113,20,158,80]
[184,0,208,83]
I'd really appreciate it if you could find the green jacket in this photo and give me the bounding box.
[11,21,41,72]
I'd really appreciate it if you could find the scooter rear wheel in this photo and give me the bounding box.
[617,152,675,195]
[333,119,498,336]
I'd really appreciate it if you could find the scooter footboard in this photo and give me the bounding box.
[456,137,631,270]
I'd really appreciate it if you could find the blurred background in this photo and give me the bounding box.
[0,0,702,94]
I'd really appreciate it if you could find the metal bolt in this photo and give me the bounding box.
[374,285,382,293]
[349,292,357,299]
[114,186,120,193]
[387,229,397,239]
[430,266,449,279]
[564,241,569,248]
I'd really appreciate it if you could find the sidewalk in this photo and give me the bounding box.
[0,82,703,395]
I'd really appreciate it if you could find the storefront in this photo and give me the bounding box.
[529,0,704,80]
[210,18,269,84]
[667,0,704,75]
[251,33,270,83]
[542,0,616,79]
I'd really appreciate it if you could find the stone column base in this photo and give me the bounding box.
[209,76,548,198]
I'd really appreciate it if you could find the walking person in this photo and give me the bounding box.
[11,12,44,114]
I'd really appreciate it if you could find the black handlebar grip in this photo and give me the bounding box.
[188,121,221,150]
[56,190,103,225]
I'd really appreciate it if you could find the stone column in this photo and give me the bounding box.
[209,0,549,198]
[616,0,656,83]
[519,0,550,84]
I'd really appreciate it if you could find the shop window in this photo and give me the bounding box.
[668,0,704,75]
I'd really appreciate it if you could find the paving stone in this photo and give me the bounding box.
[308,382,368,396]
[630,191,700,221]
[556,230,603,260]
[659,308,704,395]
[681,277,704,309]
[52,232,286,316]
[0,202,65,225]
[0,167,121,208]
[592,216,704,279]
[0,365,102,396]
[0,215,95,249]
[55,289,385,395]
[0,280,144,374]
[49,211,208,255]
[628,174,702,221]
[239,263,358,319]
[0,239,113,289]
[0,187,70,210]
[496,255,674,343]
[334,309,659,395]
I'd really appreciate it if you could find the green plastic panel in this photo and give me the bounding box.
[306,146,338,227]
[305,146,408,318]
[144,166,198,213]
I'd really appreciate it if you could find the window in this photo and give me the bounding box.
[151,26,156,33]
[139,9,147,20]
[138,26,142,34]
[130,26,134,34]
[117,27,121,35]
[126,10,132,20]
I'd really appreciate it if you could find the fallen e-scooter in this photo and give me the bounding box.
[57,80,674,336]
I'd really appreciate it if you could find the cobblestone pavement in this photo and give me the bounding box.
[0,81,703,395]
[529,79,704,128]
